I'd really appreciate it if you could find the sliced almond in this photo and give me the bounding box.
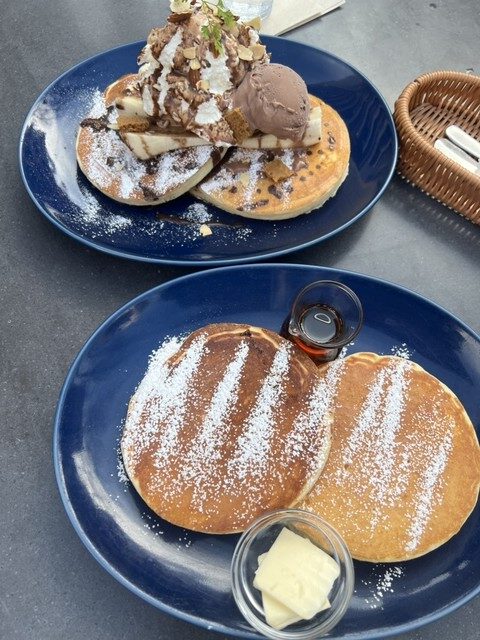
[238,45,254,61]
[183,46,197,60]
[169,0,192,14]
[199,224,213,237]
[190,58,201,70]
[197,79,210,92]
[245,17,262,31]
[250,44,266,61]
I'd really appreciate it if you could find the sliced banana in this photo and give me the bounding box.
[241,107,322,150]
[122,130,210,159]
[121,107,323,159]
[115,95,149,118]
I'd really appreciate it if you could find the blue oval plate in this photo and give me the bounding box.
[54,264,480,639]
[20,39,397,266]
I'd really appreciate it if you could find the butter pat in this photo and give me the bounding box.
[257,553,302,630]
[262,591,303,630]
[254,527,340,621]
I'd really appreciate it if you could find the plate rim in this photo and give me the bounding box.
[20,37,398,266]
[53,263,480,640]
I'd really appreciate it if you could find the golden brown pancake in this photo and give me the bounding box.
[121,323,338,534]
[191,97,350,220]
[301,353,480,562]
[76,75,224,205]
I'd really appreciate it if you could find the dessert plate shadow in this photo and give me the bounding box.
[20,38,397,265]
[54,264,480,639]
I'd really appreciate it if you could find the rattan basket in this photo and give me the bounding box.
[394,71,480,224]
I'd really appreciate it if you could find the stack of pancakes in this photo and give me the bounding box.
[121,325,480,562]
[76,76,350,219]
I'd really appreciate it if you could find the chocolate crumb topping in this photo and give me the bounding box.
[80,117,109,131]
[268,184,284,199]
[142,185,161,201]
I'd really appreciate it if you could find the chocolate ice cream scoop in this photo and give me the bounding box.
[232,63,310,142]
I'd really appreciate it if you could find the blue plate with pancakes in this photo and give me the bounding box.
[20,37,397,266]
[54,264,480,639]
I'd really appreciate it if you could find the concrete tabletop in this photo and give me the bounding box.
[2,0,479,638]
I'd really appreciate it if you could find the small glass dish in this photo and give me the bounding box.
[231,509,354,639]
[284,280,364,364]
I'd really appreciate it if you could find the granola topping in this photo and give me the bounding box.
[137,2,270,145]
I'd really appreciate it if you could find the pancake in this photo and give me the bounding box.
[76,75,225,205]
[191,96,350,220]
[301,353,480,562]
[121,323,338,534]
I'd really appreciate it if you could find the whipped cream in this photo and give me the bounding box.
[201,50,233,95]
[195,98,222,125]
[156,28,184,115]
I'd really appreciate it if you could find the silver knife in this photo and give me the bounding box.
[434,138,480,175]
[445,125,480,161]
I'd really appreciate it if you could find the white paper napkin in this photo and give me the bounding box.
[262,0,345,35]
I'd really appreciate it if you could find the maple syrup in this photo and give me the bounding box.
[281,281,364,364]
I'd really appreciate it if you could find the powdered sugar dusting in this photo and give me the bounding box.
[244,151,263,203]
[405,424,454,551]
[286,358,346,475]
[122,336,183,467]
[335,359,411,529]
[88,89,108,119]
[228,343,292,481]
[362,566,404,608]
[85,127,148,199]
[117,449,129,485]
[279,148,294,210]
[313,355,460,555]
[390,343,412,359]
[368,360,411,515]
[121,329,341,529]
[151,335,208,466]
[74,92,254,244]
[181,341,250,509]
[180,202,212,224]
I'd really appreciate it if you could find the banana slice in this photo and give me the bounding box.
[122,130,210,159]
[241,107,322,150]
[121,107,322,159]
[115,95,148,118]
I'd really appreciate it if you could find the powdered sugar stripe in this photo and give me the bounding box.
[285,359,346,469]
[244,151,263,203]
[152,335,208,467]
[339,368,388,472]
[279,148,294,210]
[369,359,410,509]
[405,425,454,552]
[183,340,250,481]
[122,336,182,466]
[228,343,292,480]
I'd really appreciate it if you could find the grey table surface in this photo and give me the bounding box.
[2,0,480,638]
